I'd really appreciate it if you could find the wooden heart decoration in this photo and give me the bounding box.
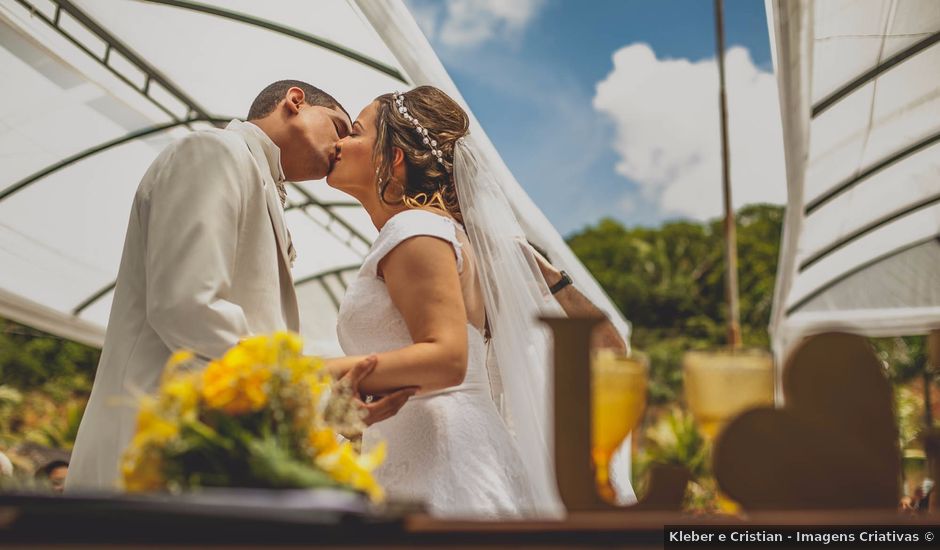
[713,332,900,510]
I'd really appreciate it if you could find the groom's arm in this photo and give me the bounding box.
[144,133,252,361]
[527,243,628,354]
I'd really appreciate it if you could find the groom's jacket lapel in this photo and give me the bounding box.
[229,122,300,331]
[236,126,293,271]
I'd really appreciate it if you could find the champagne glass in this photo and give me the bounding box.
[592,349,648,504]
[683,348,774,512]
[682,349,775,440]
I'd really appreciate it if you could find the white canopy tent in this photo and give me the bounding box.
[767,0,940,375]
[0,0,630,356]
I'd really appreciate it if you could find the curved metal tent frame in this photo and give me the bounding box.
[0,0,398,333]
[138,0,407,83]
[1,116,232,202]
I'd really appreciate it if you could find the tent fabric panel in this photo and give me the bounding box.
[0,20,169,192]
[72,0,407,123]
[75,287,112,327]
[811,0,940,104]
[804,43,940,206]
[0,286,105,347]
[284,210,367,279]
[784,306,940,344]
[857,42,940,166]
[161,0,402,68]
[0,1,198,126]
[766,0,813,372]
[769,0,940,369]
[811,0,892,103]
[798,141,940,265]
[786,202,940,310]
[0,137,184,308]
[798,239,940,313]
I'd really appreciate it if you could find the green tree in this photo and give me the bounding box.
[0,318,99,392]
[567,204,784,404]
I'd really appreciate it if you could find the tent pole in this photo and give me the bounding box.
[929,330,939,419]
[714,0,741,349]
[927,329,940,512]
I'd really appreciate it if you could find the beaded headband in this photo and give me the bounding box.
[393,91,444,166]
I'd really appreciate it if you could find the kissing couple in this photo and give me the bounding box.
[67,80,628,519]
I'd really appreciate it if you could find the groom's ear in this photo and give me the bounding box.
[284,87,306,114]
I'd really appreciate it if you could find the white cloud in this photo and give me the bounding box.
[593,43,786,221]
[406,0,545,48]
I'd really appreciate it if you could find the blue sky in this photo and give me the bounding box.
[407,0,784,235]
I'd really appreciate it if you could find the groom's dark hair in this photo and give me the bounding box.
[247,80,348,120]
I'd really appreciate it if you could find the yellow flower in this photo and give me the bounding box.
[310,379,331,402]
[315,441,386,502]
[233,334,278,366]
[120,332,383,497]
[160,371,201,419]
[222,345,260,371]
[132,399,179,446]
[167,350,195,369]
[202,358,271,415]
[121,400,176,492]
[358,440,387,471]
[121,445,165,492]
[284,355,325,385]
[160,349,197,388]
[273,331,304,355]
[308,427,340,454]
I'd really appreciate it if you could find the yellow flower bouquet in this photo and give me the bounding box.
[120,332,385,502]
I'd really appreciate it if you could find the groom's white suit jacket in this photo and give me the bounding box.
[66,120,300,491]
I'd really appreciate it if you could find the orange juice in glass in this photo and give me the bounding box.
[592,349,648,503]
[682,348,774,513]
[682,349,774,440]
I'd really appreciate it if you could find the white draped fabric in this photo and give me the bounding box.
[767,0,940,384]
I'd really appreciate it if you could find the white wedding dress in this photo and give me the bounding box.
[336,209,536,518]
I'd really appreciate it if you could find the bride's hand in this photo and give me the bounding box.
[336,355,418,426]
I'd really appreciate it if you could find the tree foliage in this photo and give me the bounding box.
[567,204,785,404]
[0,319,99,393]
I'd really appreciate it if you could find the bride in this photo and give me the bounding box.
[324,85,567,519]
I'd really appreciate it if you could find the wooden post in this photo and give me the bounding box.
[541,315,607,512]
[714,0,741,349]
[541,315,690,513]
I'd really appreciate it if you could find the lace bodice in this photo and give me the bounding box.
[336,209,535,518]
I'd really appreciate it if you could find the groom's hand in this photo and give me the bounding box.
[342,355,418,426]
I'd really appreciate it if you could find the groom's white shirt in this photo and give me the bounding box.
[66,120,300,491]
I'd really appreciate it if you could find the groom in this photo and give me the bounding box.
[67,81,412,492]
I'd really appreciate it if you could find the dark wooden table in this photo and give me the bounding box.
[1,493,938,548]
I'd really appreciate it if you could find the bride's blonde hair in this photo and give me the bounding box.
[371,86,469,223]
